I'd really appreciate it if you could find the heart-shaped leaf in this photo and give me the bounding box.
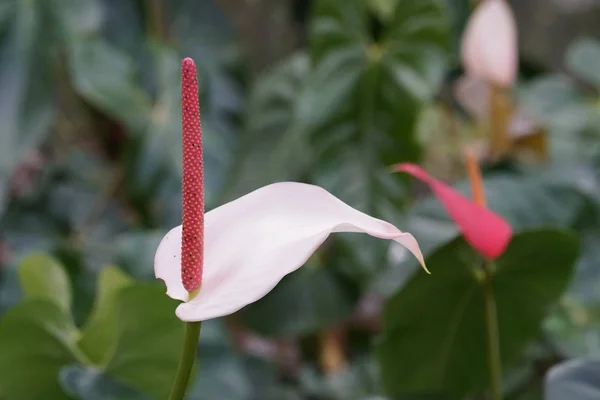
[377,229,579,398]
[0,300,80,399]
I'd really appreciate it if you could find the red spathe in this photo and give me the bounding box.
[395,163,512,259]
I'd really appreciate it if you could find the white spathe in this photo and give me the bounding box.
[461,0,517,87]
[155,182,426,322]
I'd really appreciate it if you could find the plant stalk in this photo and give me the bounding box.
[168,321,201,400]
[483,262,502,400]
[488,83,512,160]
[464,150,503,399]
[320,330,346,373]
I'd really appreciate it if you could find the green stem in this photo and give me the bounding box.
[483,262,502,400]
[168,321,201,400]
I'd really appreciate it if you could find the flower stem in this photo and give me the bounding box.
[169,321,201,400]
[319,330,346,373]
[483,262,502,400]
[488,83,512,160]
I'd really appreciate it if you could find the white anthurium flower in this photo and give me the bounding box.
[154,182,427,322]
[461,0,518,87]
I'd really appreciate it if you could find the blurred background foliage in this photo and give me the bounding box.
[1,0,600,399]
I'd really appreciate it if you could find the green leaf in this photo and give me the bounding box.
[518,76,594,139]
[17,253,72,312]
[0,1,57,213]
[545,228,600,357]
[300,0,451,282]
[78,266,134,365]
[238,265,356,338]
[310,0,450,156]
[221,53,312,201]
[308,0,450,213]
[0,300,80,400]
[60,364,150,400]
[545,358,600,400]
[377,229,579,398]
[566,38,600,87]
[44,0,102,40]
[368,0,398,22]
[104,284,185,399]
[68,37,152,132]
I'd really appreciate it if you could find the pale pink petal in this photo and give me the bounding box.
[154,182,426,322]
[461,0,517,87]
[154,230,189,302]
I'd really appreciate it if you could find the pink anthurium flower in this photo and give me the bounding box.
[394,162,512,259]
[154,58,427,322]
[461,0,517,87]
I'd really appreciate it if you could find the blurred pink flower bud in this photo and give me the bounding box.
[461,0,518,87]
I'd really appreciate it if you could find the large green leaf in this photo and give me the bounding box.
[545,358,600,400]
[104,284,185,399]
[78,266,134,365]
[303,0,451,284]
[0,300,80,400]
[377,229,579,398]
[309,0,450,208]
[237,265,357,338]
[17,253,72,313]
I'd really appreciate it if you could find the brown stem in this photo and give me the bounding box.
[319,329,346,373]
[488,84,512,160]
